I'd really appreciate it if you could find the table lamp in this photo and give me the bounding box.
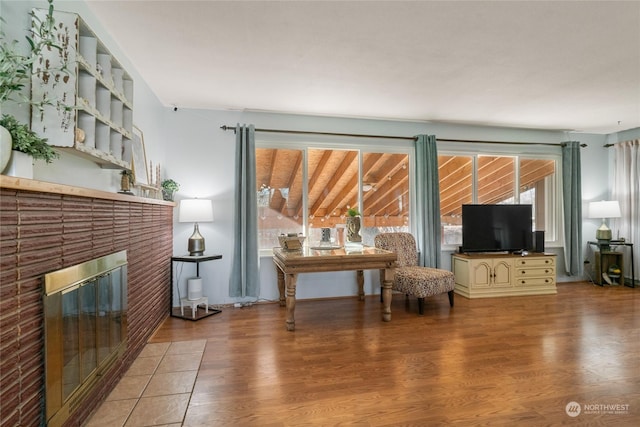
[588,200,621,244]
[179,199,214,256]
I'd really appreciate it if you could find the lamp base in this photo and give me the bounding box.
[596,227,612,242]
[188,223,205,256]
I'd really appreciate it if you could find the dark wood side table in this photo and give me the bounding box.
[587,241,635,288]
[170,254,223,320]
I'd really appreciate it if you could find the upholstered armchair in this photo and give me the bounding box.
[374,232,455,315]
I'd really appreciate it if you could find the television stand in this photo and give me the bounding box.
[452,252,557,299]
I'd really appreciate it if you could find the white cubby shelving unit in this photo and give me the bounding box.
[31,9,134,169]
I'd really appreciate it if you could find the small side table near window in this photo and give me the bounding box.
[587,241,635,288]
[171,254,223,320]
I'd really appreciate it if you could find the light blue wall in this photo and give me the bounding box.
[3,0,636,305]
[163,109,623,304]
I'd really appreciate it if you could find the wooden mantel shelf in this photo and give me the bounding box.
[0,175,175,206]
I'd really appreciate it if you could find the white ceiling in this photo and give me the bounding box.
[85,0,640,134]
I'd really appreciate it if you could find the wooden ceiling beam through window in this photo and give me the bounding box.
[439,156,473,216]
[478,157,515,204]
[278,151,303,216]
[365,182,409,218]
[362,166,409,216]
[298,150,333,217]
[308,150,358,218]
[519,159,555,190]
[257,148,557,230]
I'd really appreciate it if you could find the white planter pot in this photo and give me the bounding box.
[0,125,12,173]
[3,150,34,179]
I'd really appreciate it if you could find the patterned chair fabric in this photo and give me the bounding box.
[375,232,455,314]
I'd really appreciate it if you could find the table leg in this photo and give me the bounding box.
[381,266,394,322]
[357,270,364,301]
[286,273,298,331]
[276,265,285,306]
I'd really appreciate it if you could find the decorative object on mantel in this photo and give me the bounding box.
[346,207,362,243]
[118,170,134,194]
[130,126,149,185]
[2,150,33,179]
[161,179,179,201]
[0,125,11,173]
[136,160,162,199]
[179,199,214,256]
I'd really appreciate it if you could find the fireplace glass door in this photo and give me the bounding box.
[44,251,128,426]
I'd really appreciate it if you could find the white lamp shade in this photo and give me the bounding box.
[588,200,621,219]
[179,199,214,223]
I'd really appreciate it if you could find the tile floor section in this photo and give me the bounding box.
[85,340,206,427]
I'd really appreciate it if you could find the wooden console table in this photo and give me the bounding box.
[273,246,397,331]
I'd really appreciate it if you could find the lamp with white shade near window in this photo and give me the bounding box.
[588,200,621,244]
[179,199,214,256]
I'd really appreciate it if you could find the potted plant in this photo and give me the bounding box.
[347,207,360,217]
[0,114,58,176]
[346,207,362,243]
[1,0,64,172]
[161,179,179,201]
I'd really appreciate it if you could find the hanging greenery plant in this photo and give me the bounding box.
[0,0,63,105]
[1,0,68,166]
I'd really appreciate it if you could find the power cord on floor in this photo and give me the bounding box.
[583,260,597,285]
[233,297,279,308]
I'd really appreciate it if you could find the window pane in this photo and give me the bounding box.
[362,152,409,245]
[62,288,80,400]
[478,155,515,204]
[80,281,97,381]
[520,158,556,236]
[307,149,358,243]
[438,155,473,246]
[97,275,110,364]
[256,148,304,249]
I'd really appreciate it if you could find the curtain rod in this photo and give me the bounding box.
[220,125,587,147]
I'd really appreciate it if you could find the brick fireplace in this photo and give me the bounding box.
[0,177,174,426]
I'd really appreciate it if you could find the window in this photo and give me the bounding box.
[438,152,558,247]
[255,148,303,250]
[256,144,411,251]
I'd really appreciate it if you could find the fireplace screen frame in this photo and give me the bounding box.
[44,250,128,426]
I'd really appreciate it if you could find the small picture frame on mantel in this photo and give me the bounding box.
[130,125,149,185]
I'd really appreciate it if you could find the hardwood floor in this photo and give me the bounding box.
[146,282,639,426]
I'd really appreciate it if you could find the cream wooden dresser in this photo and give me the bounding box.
[452,253,557,298]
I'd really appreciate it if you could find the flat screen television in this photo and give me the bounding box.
[461,204,533,253]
